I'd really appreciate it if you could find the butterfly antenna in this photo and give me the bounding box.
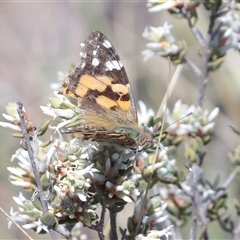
[152,140,167,151]
[167,111,194,127]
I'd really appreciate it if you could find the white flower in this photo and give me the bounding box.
[136,225,173,240]
[142,24,174,43]
[147,0,179,13]
[0,121,20,131]
[137,100,154,126]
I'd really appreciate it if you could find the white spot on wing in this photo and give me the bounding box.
[80,42,85,47]
[79,51,87,58]
[81,62,86,69]
[103,39,111,49]
[119,60,123,68]
[106,60,122,71]
[92,58,99,66]
[80,52,87,58]
[93,50,97,55]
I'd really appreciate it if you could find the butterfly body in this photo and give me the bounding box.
[59,30,153,149]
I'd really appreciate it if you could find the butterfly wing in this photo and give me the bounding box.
[59,31,138,129]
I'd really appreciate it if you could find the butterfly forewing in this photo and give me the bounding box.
[59,31,138,127]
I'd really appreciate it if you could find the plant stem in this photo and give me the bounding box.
[17,99,56,240]
[109,204,118,240]
[98,203,106,240]
[88,203,106,240]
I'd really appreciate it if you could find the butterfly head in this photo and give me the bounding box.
[136,129,153,150]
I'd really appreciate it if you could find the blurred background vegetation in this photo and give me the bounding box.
[0,2,240,239]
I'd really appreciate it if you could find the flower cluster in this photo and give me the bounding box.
[136,227,173,240]
[0,102,34,136]
[142,24,186,63]
[164,100,219,150]
[145,1,240,70]
[208,3,240,70]
[9,193,49,234]
[126,195,172,240]
[217,4,240,51]
[146,0,200,15]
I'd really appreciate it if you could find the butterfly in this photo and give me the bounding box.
[59,30,153,149]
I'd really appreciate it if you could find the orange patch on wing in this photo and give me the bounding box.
[97,76,113,86]
[80,75,110,92]
[75,80,88,98]
[112,84,129,94]
[96,95,117,109]
[117,99,131,111]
